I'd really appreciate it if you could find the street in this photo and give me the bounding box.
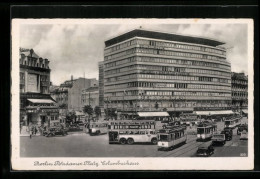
[20,117,248,158]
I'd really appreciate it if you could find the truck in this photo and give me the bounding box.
[212,129,232,145]
[211,133,226,145]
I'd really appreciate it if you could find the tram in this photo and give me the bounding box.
[224,116,242,129]
[157,125,187,150]
[196,121,217,141]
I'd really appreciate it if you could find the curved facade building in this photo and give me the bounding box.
[103,29,232,116]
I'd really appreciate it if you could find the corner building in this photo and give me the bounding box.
[103,29,232,117]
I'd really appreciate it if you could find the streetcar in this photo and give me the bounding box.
[88,121,108,136]
[108,121,158,145]
[196,121,217,141]
[157,125,187,150]
[224,116,242,129]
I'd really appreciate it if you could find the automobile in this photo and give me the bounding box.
[237,124,248,135]
[240,130,248,140]
[75,121,85,129]
[68,124,82,132]
[45,127,68,137]
[224,127,233,134]
[221,129,232,141]
[196,143,214,157]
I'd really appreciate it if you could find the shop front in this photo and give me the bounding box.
[21,98,60,128]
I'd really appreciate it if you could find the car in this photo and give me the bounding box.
[240,130,248,140]
[224,127,233,134]
[196,143,214,157]
[221,129,232,141]
[237,124,248,135]
[45,127,68,137]
[68,124,83,132]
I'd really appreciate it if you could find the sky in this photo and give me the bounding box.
[20,22,248,86]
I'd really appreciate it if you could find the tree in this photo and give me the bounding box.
[66,111,76,124]
[83,105,94,117]
[94,106,101,120]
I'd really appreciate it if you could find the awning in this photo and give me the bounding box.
[27,98,55,104]
[242,110,248,114]
[137,112,169,117]
[195,110,234,115]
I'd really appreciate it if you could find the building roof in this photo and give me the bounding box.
[232,72,248,81]
[20,48,40,58]
[105,29,225,47]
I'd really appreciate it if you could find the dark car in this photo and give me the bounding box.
[68,124,83,132]
[221,129,232,141]
[45,127,68,137]
[237,124,248,135]
[224,127,233,133]
[196,143,214,157]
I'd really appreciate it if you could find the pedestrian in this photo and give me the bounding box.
[29,126,33,139]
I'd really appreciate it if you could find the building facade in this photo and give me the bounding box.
[103,29,232,117]
[81,86,99,108]
[98,61,105,108]
[231,72,248,113]
[20,48,59,129]
[50,77,98,113]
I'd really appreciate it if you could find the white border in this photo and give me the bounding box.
[11,19,254,170]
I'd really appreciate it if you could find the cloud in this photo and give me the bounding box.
[20,22,248,85]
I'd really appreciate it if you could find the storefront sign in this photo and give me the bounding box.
[48,112,59,116]
[41,109,59,113]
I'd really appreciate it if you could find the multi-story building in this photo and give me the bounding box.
[103,29,232,117]
[81,85,99,108]
[231,72,248,114]
[20,48,59,128]
[50,76,98,113]
[98,61,105,108]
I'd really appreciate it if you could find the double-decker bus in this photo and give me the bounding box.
[196,121,217,141]
[157,125,187,150]
[88,121,108,136]
[108,121,158,145]
[224,116,242,129]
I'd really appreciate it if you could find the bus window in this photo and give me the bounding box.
[129,131,134,134]
[135,131,139,134]
[140,131,145,135]
[150,131,155,135]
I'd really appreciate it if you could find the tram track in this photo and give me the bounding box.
[144,136,198,157]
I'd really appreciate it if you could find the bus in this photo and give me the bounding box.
[180,113,199,126]
[108,121,158,145]
[157,125,187,150]
[88,121,108,136]
[224,116,242,129]
[196,121,217,141]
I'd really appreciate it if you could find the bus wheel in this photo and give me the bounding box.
[151,138,158,145]
[127,138,134,145]
[120,138,127,145]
